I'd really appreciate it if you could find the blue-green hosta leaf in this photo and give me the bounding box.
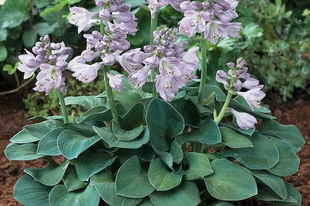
[116,144,155,164]
[37,128,64,156]
[203,84,227,102]
[24,120,62,139]
[62,123,96,136]
[119,103,145,130]
[221,133,279,170]
[91,170,142,206]
[64,167,88,192]
[49,184,100,206]
[76,106,111,123]
[220,127,253,149]
[149,182,201,206]
[65,96,106,110]
[229,96,275,119]
[252,171,287,200]
[112,120,144,142]
[24,160,69,186]
[11,129,39,143]
[75,146,117,181]
[94,126,149,149]
[170,141,183,164]
[115,89,143,110]
[267,138,300,176]
[14,175,52,206]
[147,98,185,152]
[176,120,221,146]
[259,119,305,152]
[116,156,155,198]
[5,143,44,161]
[210,202,234,206]
[57,129,101,160]
[171,99,201,127]
[185,153,213,181]
[204,159,257,201]
[137,198,155,206]
[220,123,255,136]
[148,158,183,191]
[270,183,302,206]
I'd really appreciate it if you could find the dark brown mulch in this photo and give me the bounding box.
[0,94,309,206]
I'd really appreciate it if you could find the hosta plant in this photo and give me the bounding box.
[5,0,305,206]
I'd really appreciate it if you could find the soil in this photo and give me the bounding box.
[0,93,309,206]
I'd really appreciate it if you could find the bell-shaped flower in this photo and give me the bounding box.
[33,64,66,95]
[71,62,102,83]
[117,49,149,73]
[69,7,97,33]
[18,50,40,79]
[156,74,180,101]
[204,20,230,44]
[147,0,170,18]
[107,72,124,92]
[129,65,151,88]
[215,0,239,22]
[216,70,229,86]
[227,22,242,38]
[230,108,257,130]
[243,78,259,90]
[237,86,266,110]
[179,10,210,37]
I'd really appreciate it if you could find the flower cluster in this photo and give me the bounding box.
[69,0,137,34]
[216,58,266,130]
[147,0,185,18]
[120,27,200,101]
[178,0,242,44]
[18,35,71,95]
[68,0,138,91]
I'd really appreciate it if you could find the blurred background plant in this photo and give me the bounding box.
[0,0,309,116]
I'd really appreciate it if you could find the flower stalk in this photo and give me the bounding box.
[57,91,69,124]
[198,37,207,104]
[150,13,158,98]
[103,67,120,125]
[99,20,120,125]
[214,91,232,124]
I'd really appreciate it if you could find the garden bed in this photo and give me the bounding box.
[0,93,309,206]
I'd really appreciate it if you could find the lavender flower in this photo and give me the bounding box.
[69,7,98,33]
[107,73,124,91]
[178,0,242,44]
[69,0,138,35]
[216,58,266,110]
[70,23,131,85]
[121,27,200,101]
[33,64,67,95]
[237,86,266,110]
[18,50,40,79]
[230,108,257,130]
[17,35,71,95]
[147,0,186,18]
[71,63,103,83]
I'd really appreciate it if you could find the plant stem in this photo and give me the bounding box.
[103,67,120,125]
[99,19,120,125]
[14,73,20,87]
[0,76,35,96]
[214,92,232,124]
[198,38,208,104]
[150,13,158,98]
[57,91,69,124]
